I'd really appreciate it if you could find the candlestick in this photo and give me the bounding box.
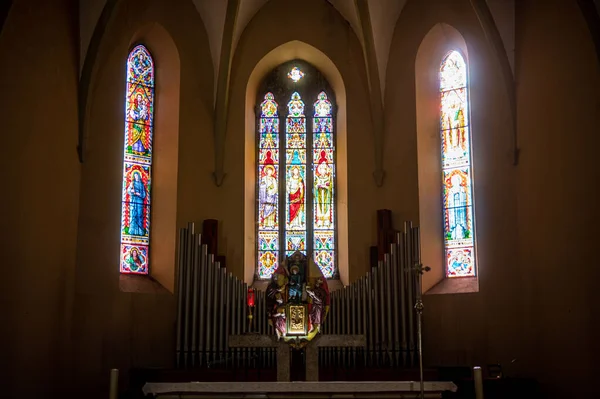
[474,366,484,399]
[109,368,119,399]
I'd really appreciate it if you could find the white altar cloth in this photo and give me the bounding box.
[142,381,457,398]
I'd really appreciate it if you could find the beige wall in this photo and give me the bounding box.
[0,0,80,397]
[1,0,598,397]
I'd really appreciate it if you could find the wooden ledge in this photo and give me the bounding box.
[425,276,479,295]
[119,274,172,294]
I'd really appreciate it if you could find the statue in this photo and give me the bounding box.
[288,265,303,303]
[272,293,287,340]
[306,277,327,333]
[266,251,330,347]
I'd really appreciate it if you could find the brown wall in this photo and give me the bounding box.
[387,0,521,380]
[516,1,600,396]
[387,0,600,397]
[0,0,80,397]
[72,0,213,396]
[1,0,598,397]
[226,0,374,282]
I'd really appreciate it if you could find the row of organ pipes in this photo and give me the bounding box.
[175,222,421,370]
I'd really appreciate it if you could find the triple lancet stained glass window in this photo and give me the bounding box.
[440,50,476,277]
[120,45,154,275]
[257,63,336,279]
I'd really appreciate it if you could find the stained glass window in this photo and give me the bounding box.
[256,63,337,279]
[440,50,476,277]
[120,45,155,275]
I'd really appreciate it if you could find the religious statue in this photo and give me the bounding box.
[288,265,303,303]
[259,162,278,228]
[306,277,328,333]
[266,272,286,316]
[127,171,147,236]
[266,250,330,347]
[287,166,305,228]
[314,151,333,228]
[272,293,287,340]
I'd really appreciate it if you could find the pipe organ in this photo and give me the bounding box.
[175,221,421,371]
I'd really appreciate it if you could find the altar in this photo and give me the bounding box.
[142,381,458,398]
[164,223,453,399]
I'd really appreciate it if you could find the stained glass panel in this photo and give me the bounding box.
[120,45,154,275]
[285,92,307,258]
[257,93,280,278]
[440,50,475,278]
[288,67,305,82]
[256,71,337,279]
[312,92,335,277]
[446,247,474,277]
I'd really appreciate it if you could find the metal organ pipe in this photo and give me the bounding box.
[175,221,422,371]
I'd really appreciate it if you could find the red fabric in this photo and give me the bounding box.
[288,185,303,222]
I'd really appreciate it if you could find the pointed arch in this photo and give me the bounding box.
[416,24,479,293]
[245,41,348,286]
[256,61,338,279]
[440,50,476,278]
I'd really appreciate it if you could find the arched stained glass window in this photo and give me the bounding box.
[440,50,476,277]
[257,61,337,279]
[120,45,155,275]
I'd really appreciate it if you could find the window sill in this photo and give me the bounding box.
[119,273,172,294]
[424,276,478,295]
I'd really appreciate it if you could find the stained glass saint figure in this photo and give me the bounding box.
[314,150,333,228]
[259,151,278,228]
[447,174,467,240]
[127,171,147,236]
[287,166,305,228]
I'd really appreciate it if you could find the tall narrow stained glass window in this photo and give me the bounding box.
[119,45,155,275]
[440,50,476,277]
[257,61,337,279]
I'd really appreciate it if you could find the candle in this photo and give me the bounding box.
[109,369,119,399]
[473,366,484,399]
